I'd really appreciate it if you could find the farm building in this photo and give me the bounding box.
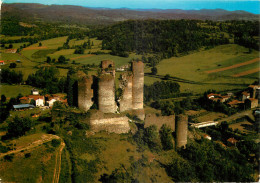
[13,104,35,111]
[0,61,5,65]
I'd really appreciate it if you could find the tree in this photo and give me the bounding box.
[159,124,174,150]
[6,116,34,138]
[9,63,17,68]
[46,56,51,63]
[143,125,162,152]
[39,42,42,47]
[8,44,13,49]
[58,55,66,64]
[151,67,157,75]
[1,95,6,103]
[164,74,171,80]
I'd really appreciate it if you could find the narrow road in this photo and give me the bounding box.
[52,141,65,183]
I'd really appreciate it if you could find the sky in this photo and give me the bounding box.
[2,0,260,14]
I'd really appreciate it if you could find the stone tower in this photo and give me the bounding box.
[132,61,144,110]
[119,72,133,112]
[176,114,188,148]
[78,73,93,112]
[98,60,117,113]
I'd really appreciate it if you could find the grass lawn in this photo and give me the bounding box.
[144,44,259,94]
[0,84,34,98]
[29,36,68,49]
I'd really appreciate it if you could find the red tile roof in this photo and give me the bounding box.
[28,95,44,100]
[227,138,238,144]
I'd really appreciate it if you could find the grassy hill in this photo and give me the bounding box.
[145,44,259,93]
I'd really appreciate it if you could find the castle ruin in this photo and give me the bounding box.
[77,59,187,148]
[78,60,144,133]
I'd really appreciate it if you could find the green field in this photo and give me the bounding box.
[0,84,34,98]
[144,44,259,93]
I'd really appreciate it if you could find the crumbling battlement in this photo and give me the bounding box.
[101,60,115,77]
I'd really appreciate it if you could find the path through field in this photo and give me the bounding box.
[52,141,65,183]
[206,58,260,74]
[232,68,260,77]
[70,54,94,60]
[23,46,48,50]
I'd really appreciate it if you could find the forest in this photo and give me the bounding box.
[93,20,259,61]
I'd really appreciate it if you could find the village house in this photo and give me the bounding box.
[19,96,30,104]
[241,91,250,101]
[227,137,238,146]
[28,95,45,107]
[245,98,259,109]
[203,134,212,140]
[228,100,244,108]
[45,94,67,107]
[0,61,5,65]
[207,93,230,103]
[31,88,39,95]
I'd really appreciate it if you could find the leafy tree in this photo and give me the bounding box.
[1,95,6,103]
[39,42,42,47]
[151,67,157,75]
[159,124,174,150]
[143,125,162,152]
[6,116,34,138]
[46,56,51,63]
[9,63,17,68]
[58,55,66,64]
[164,74,170,80]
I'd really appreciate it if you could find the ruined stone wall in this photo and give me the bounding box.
[132,61,144,110]
[176,114,188,148]
[101,60,115,77]
[119,72,133,112]
[98,74,117,113]
[90,116,130,134]
[78,75,93,111]
[144,114,175,131]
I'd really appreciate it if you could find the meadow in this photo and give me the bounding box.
[144,44,259,93]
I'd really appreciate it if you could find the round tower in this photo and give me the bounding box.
[176,114,188,148]
[119,72,133,112]
[78,75,93,112]
[132,61,144,109]
[98,74,117,113]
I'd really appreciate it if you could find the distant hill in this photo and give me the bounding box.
[2,3,259,25]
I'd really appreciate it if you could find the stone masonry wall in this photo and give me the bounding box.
[132,61,144,110]
[119,72,133,112]
[98,74,117,113]
[90,116,130,133]
[176,114,188,148]
[78,75,93,111]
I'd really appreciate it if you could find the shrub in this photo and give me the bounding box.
[24,153,31,158]
[4,154,14,162]
[51,139,61,147]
